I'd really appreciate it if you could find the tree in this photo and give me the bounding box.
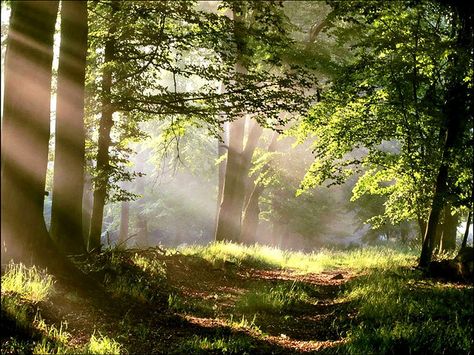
[87,1,119,252]
[215,0,313,243]
[50,0,88,254]
[296,1,472,266]
[1,1,59,262]
[418,0,473,267]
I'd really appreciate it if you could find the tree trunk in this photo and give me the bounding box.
[1,1,59,263]
[50,0,88,255]
[461,210,472,249]
[441,206,458,252]
[215,115,246,242]
[417,218,427,245]
[87,4,118,252]
[82,172,93,241]
[118,200,130,247]
[418,7,471,268]
[241,132,278,244]
[135,151,148,247]
[215,116,263,242]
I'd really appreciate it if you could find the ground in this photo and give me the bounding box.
[2,244,473,354]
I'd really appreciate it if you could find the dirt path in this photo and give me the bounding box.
[154,254,359,353]
[3,253,359,354]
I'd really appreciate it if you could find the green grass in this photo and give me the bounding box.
[86,333,122,354]
[2,262,55,302]
[236,281,315,315]
[340,267,474,354]
[179,241,418,273]
[167,292,215,316]
[1,262,124,354]
[84,249,168,303]
[176,334,255,355]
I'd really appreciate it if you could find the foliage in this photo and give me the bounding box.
[85,0,315,202]
[296,0,473,228]
[78,249,168,303]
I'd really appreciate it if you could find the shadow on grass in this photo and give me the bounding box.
[339,267,473,354]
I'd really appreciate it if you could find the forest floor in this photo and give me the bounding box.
[1,242,473,354]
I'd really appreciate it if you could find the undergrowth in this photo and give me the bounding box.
[340,267,474,354]
[179,241,418,273]
[1,262,124,354]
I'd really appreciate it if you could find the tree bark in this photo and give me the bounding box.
[50,0,88,255]
[87,3,118,252]
[1,1,59,262]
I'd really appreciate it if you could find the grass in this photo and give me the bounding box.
[179,241,418,273]
[236,281,315,315]
[2,262,55,302]
[176,334,255,355]
[2,242,471,354]
[82,249,168,303]
[1,262,124,354]
[87,333,122,354]
[340,267,474,354]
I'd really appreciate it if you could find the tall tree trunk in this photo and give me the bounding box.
[118,200,130,247]
[50,0,88,255]
[214,84,229,235]
[441,205,458,251]
[241,132,278,244]
[418,6,471,268]
[215,117,263,242]
[1,1,59,262]
[215,114,246,242]
[461,210,472,249]
[82,172,93,241]
[417,217,427,246]
[135,151,148,247]
[87,4,118,252]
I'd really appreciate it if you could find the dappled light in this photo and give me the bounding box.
[1,0,473,354]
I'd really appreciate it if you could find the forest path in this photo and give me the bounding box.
[149,253,360,353]
[14,251,360,354]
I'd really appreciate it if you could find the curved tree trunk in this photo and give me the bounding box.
[1,1,59,263]
[50,0,88,255]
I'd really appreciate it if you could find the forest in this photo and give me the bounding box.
[1,0,473,354]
